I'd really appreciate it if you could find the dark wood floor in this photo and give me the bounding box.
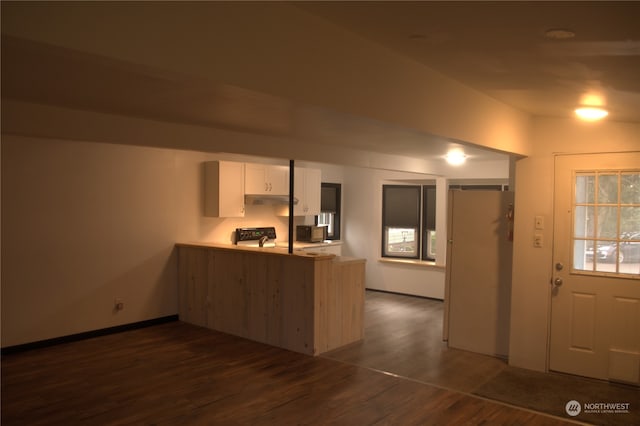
[324,290,510,393]
[325,291,639,426]
[2,291,581,425]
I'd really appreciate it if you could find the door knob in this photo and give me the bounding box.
[553,277,563,287]
[555,262,564,271]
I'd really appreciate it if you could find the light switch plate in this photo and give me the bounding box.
[535,215,544,230]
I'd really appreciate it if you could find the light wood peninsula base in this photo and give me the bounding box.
[176,243,365,355]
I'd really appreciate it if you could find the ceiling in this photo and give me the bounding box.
[2,2,638,167]
[1,33,506,164]
[299,1,640,123]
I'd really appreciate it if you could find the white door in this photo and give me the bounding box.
[446,190,513,357]
[550,152,640,384]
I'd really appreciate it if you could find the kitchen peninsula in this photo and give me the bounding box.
[176,242,365,355]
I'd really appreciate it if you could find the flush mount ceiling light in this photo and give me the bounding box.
[544,28,576,40]
[575,106,609,121]
[445,150,467,166]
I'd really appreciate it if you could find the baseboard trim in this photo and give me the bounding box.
[366,288,444,302]
[1,315,179,355]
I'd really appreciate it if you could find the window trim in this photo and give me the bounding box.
[381,184,430,261]
[316,182,342,240]
[381,180,509,265]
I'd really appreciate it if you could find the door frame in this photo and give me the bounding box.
[548,151,640,383]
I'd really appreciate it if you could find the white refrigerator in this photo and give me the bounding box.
[444,190,514,358]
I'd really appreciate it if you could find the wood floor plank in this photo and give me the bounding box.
[2,321,573,425]
[324,291,639,426]
[324,290,511,394]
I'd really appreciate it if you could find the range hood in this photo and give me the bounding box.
[244,194,298,205]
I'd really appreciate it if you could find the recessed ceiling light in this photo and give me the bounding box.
[544,28,576,40]
[575,106,609,121]
[445,150,467,166]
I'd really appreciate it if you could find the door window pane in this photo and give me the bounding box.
[621,207,640,236]
[597,206,618,238]
[598,174,618,204]
[595,240,620,273]
[574,206,594,238]
[573,170,640,277]
[575,239,590,271]
[621,173,640,204]
[575,174,595,204]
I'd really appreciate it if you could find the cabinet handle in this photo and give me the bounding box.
[264,182,268,192]
[268,183,272,191]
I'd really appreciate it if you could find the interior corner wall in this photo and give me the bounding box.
[342,167,445,299]
[509,154,554,372]
[508,117,640,372]
[340,158,510,298]
[0,132,308,348]
[0,132,438,348]
[1,136,176,346]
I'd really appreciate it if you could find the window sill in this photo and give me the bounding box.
[378,257,445,270]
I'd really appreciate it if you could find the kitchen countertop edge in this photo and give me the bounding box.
[175,241,336,260]
[176,242,365,263]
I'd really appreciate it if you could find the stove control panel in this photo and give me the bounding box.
[235,227,277,243]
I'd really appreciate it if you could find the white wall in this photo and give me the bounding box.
[0,135,312,347]
[1,1,538,351]
[1,100,454,177]
[1,117,510,347]
[2,136,181,346]
[342,167,445,298]
[509,117,640,372]
[342,163,510,299]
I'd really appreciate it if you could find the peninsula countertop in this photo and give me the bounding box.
[176,242,366,355]
[176,241,363,263]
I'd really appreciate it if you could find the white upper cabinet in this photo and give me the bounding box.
[204,161,245,217]
[244,163,289,195]
[293,167,321,216]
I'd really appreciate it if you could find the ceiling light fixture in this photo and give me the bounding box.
[544,28,576,40]
[575,106,609,121]
[445,150,467,166]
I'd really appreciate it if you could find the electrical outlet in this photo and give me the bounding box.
[534,233,543,248]
[114,298,124,311]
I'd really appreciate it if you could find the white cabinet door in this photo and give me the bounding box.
[204,161,245,217]
[303,168,321,216]
[244,163,269,194]
[293,167,306,216]
[245,163,289,195]
[267,166,290,195]
[293,168,321,216]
